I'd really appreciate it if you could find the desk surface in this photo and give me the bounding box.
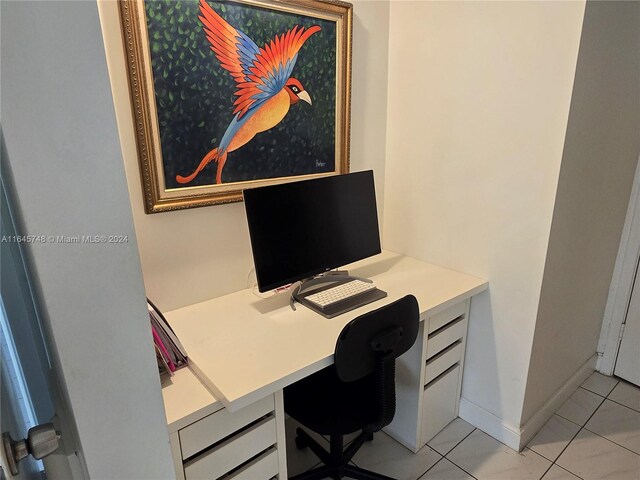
[161,367,221,433]
[165,251,487,413]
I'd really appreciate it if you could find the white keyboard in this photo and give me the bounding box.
[305,280,377,308]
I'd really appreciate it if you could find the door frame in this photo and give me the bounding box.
[598,153,640,375]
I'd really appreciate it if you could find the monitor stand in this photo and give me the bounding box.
[290,271,387,318]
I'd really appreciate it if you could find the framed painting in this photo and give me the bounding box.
[119,0,352,213]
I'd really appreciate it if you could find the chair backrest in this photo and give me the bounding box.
[333,295,419,432]
[334,295,419,382]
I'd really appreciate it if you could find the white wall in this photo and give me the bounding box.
[1,1,174,478]
[383,0,585,440]
[522,0,640,424]
[99,0,390,313]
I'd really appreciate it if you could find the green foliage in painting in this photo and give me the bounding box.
[144,0,337,188]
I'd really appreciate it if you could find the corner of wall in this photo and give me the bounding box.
[350,0,392,232]
[382,0,586,440]
[522,0,640,427]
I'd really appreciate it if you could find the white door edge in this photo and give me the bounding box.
[598,153,640,375]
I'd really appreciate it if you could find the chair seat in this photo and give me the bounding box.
[284,365,378,436]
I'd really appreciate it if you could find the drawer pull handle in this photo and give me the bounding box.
[426,339,462,366]
[224,446,277,479]
[424,362,460,389]
[428,315,464,338]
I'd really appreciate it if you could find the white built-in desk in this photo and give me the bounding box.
[161,251,487,479]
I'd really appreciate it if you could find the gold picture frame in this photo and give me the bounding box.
[119,0,352,213]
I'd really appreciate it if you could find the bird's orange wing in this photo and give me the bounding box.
[198,0,321,118]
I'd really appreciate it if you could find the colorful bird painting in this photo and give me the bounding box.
[175,0,321,185]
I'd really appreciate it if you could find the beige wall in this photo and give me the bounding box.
[382,0,585,437]
[522,0,640,424]
[99,0,390,312]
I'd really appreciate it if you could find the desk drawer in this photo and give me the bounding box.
[180,394,275,460]
[422,365,460,442]
[427,302,466,334]
[426,316,466,360]
[227,448,279,480]
[184,416,277,480]
[424,341,462,385]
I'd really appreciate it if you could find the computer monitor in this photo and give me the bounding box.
[243,170,382,293]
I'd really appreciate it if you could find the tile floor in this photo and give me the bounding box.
[287,373,640,479]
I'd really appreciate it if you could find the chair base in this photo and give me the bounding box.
[290,463,395,480]
[290,427,395,480]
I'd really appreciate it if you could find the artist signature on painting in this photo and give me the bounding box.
[316,160,327,167]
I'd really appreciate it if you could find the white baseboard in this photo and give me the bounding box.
[459,353,597,451]
[518,354,596,449]
[459,399,521,450]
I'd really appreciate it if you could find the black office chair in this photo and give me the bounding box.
[284,295,420,480]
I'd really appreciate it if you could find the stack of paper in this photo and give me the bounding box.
[148,299,188,377]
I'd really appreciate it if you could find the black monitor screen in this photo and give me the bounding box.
[243,171,382,292]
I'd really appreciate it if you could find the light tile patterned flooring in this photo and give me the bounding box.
[287,373,640,479]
